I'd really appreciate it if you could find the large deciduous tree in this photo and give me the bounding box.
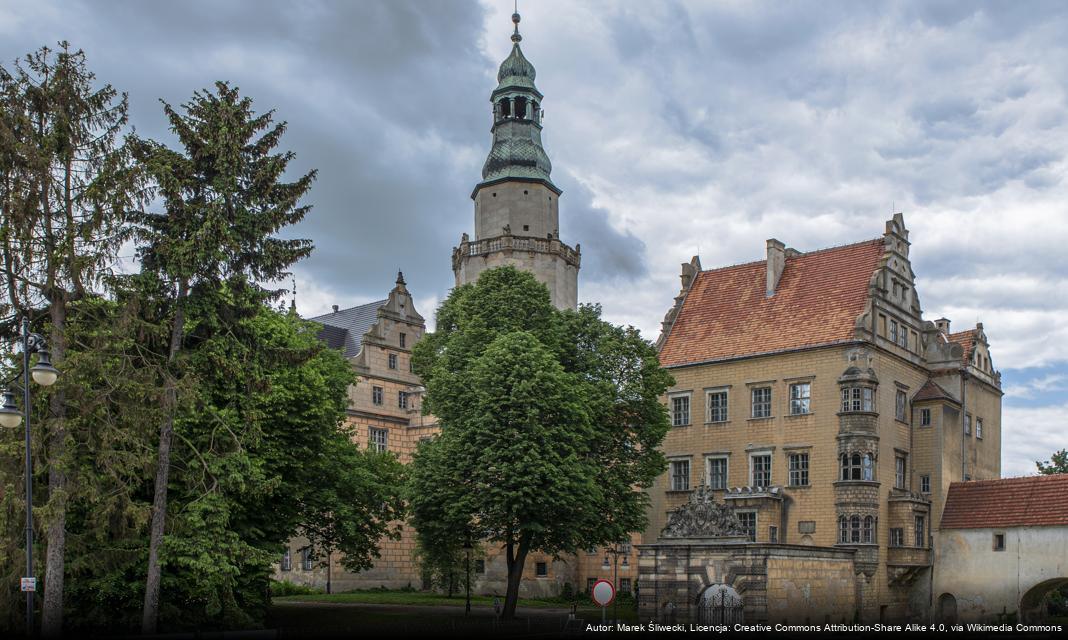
[1036,449,1068,475]
[409,266,671,619]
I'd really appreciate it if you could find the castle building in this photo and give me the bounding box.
[277,12,638,598]
[641,214,1003,622]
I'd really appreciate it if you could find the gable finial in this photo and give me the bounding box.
[396,270,406,286]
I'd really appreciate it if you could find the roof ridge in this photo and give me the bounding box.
[697,237,884,275]
[308,298,388,320]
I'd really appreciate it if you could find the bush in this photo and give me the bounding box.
[269,580,324,597]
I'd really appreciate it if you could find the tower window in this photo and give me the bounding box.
[499,99,511,117]
[514,96,527,119]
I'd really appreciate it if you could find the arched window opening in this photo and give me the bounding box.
[851,453,862,480]
[863,516,875,543]
[863,454,874,481]
[514,96,528,119]
[838,516,848,544]
[850,516,861,543]
[840,454,849,481]
[500,98,511,118]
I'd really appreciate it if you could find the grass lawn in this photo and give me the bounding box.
[276,588,630,614]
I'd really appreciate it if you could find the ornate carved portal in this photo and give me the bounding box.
[660,484,748,539]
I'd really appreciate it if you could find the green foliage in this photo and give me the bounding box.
[269,581,323,597]
[1036,449,1068,475]
[409,266,671,618]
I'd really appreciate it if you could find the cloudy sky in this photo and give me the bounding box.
[2,0,1065,476]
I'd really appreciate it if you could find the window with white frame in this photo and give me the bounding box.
[889,528,904,547]
[840,452,874,481]
[399,332,406,348]
[976,418,983,439]
[789,382,811,415]
[670,459,690,491]
[707,456,728,490]
[965,414,972,435]
[398,391,409,409]
[920,408,931,426]
[895,389,907,421]
[369,427,388,453]
[388,353,398,369]
[750,453,772,487]
[889,319,898,344]
[895,455,906,489]
[840,386,875,412]
[914,515,926,548]
[920,474,930,493]
[372,386,383,405]
[670,394,691,427]
[706,389,728,423]
[863,516,875,543]
[788,452,809,486]
[751,387,772,418]
[301,546,314,570]
[737,512,757,542]
[281,549,292,571]
[898,324,908,349]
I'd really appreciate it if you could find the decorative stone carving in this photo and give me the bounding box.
[660,484,748,539]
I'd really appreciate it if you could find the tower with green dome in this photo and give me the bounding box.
[452,10,580,310]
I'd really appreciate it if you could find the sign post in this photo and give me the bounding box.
[591,579,616,625]
[20,577,35,593]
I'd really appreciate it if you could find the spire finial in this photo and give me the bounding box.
[290,276,297,312]
[511,3,522,44]
[396,270,406,286]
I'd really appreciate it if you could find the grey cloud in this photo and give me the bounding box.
[556,172,647,283]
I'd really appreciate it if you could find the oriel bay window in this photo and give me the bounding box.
[841,386,875,412]
[840,452,874,481]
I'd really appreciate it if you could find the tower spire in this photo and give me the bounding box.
[511,4,522,43]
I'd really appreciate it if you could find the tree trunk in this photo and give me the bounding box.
[142,282,187,635]
[502,534,530,620]
[41,298,66,637]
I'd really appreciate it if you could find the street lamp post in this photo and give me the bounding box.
[0,317,60,636]
[463,536,473,616]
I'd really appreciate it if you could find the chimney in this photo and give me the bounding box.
[766,239,786,297]
[935,318,950,335]
[332,304,339,313]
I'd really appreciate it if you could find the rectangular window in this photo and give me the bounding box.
[670,460,690,491]
[398,391,409,409]
[751,454,772,487]
[535,561,548,577]
[769,526,779,543]
[706,389,728,423]
[751,387,772,418]
[620,578,632,594]
[914,515,926,548]
[899,325,908,349]
[372,386,383,405]
[890,319,898,344]
[738,512,757,542]
[671,394,690,427]
[889,528,904,547]
[281,549,292,572]
[399,332,406,348]
[475,559,486,573]
[388,353,398,369]
[587,578,597,593]
[965,414,971,435]
[920,408,931,426]
[895,389,907,422]
[841,387,874,412]
[789,382,811,415]
[976,418,983,439]
[301,547,314,571]
[370,427,388,453]
[993,533,1005,552]
[895,455,906,489]
[920,474,930,494]
[788,453,809,486]
[707,456,728,490]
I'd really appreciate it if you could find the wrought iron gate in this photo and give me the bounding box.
[697,585,744,625]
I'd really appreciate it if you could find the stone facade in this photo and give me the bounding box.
[645,213,1003,622]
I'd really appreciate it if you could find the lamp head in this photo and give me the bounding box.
[31,349,59,387]
[0,389,21,428]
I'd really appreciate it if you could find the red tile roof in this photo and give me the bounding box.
[659,239,886,367]
[946,329,978,364]
[912,379,958,404]
[940,474,1068,529]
